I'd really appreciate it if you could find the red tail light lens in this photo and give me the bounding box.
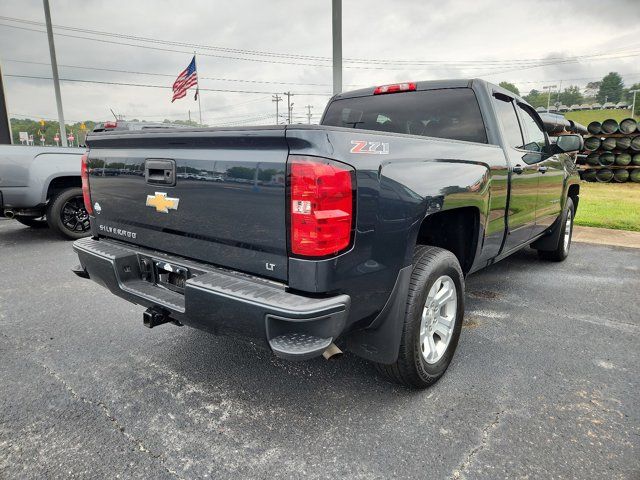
[103,121,117,129]
[289,155,354,257]
[373,82,416,95]
[81,153,94,215]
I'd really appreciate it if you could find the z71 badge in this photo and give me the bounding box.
[350,140,389,155]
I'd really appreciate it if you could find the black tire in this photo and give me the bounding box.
[14,215,48,229]
[537,197,574,262]
[46,187,91,240]
[375,246,465,389]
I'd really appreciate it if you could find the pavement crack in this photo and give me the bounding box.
[0,333,186,480]
[452,410,503,480]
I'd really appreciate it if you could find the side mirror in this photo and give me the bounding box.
[555,134,583,153]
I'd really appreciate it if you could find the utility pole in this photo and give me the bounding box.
[543,85,557,112]
[0,58,11,144]
[305,105,313,124]
[630,89,640,118]
[272,94,282,125]
[557,81,562,104]
[284,92,294,124]
[43,0,67,147]
[332,0,342,95]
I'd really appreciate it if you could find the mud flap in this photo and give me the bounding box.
[345,265,412,364]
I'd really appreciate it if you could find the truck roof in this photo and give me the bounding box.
[332,78,529,105]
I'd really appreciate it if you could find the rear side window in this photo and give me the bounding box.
[517,104,546,152]
[493,95,524,149]
[322,88,488,144]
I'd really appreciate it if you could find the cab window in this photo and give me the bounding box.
[323,88,488,144]
[517,105,546,153]
[492,95,523,149]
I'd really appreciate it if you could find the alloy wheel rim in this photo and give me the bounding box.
[419,275,457,364]
[61,196,90,233]
[564,210,572,253]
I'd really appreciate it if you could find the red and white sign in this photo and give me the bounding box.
[68,134,75,142]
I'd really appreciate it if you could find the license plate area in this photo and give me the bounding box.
[139,256,189,294]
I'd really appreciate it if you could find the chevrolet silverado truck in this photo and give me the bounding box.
[0,145,89,238]
[72,79,582,388]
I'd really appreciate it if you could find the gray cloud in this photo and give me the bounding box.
[1,0,639,124]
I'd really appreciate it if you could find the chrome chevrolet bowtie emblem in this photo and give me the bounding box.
[146,192,179,213]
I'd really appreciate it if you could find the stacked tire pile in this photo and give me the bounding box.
[579,117,640,183]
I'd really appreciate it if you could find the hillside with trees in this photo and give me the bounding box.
[515,72,639,116]
[8,72,639,144]
[9,118,201,146]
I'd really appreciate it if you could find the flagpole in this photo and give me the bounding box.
[194,51,202,125]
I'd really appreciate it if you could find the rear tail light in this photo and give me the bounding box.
[288,155,355,257]
[373,82,416,95]
[81,153,94,215]
[103,121,118,129]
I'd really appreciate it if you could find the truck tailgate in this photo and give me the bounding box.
[85,128,288,281]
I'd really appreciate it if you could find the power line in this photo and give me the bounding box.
[3,74,333,96]
[2,15,639,67]
[2,21,639,72]
[3,59,364,88]
[7,59,639,97]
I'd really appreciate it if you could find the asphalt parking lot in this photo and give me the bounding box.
[0,217,638,479]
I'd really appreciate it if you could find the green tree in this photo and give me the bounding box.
[523,89,547,108]
[499,81,520,96]
[597,72,624,103]
[559,85,583,106]
[626,83,640,116]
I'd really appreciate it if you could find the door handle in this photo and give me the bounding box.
[513,164,524,174]
[538,166,548,174]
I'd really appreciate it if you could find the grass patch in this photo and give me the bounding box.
[564,109,636,127]
[574,182,640,232]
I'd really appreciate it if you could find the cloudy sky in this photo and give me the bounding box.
[1,0,639,126]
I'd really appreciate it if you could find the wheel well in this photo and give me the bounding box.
[567,184,579,213]
[416,207,479,274]
[46,176,81,201]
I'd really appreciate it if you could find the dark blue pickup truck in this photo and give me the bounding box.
[72,79,582,388]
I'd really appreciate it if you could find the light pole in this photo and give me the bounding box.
[543,85,557,112]
[43,0,67,147]
[332,0,342,95]
[630,89,640,118]
[0,57,11,144]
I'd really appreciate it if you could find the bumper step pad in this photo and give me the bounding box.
[269,333,333,361]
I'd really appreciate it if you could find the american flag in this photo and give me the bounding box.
[171,56,198,102]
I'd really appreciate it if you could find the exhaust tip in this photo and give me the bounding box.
[4,210,15,219]
[322,343,343,360]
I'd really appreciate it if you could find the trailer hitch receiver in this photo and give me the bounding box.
[143,307,180,328]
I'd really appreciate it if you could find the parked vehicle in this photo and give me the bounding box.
[72,79,582,388]
[0,145,89,239]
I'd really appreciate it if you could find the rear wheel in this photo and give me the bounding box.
[46,187,91,240]
[14,215,48,229]
[537,197,574,262]
[375,245,464,389]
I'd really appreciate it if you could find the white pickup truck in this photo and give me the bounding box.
[0,145,88,239]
